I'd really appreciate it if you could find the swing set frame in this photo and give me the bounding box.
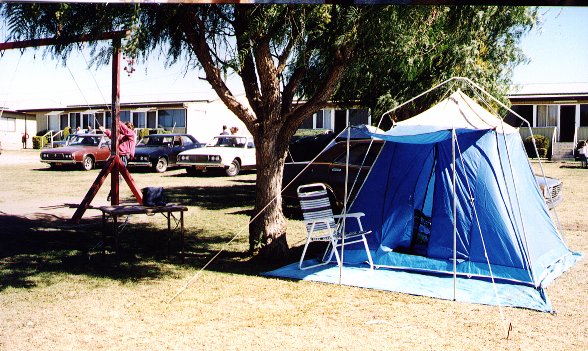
[0,30,143,223]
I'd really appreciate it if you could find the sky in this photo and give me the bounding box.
[1,6,587,111]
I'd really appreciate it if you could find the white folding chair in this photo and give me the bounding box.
[297,183,374,270]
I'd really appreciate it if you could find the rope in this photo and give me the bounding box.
[79,45,112,113]
[168,129,349,303]
[0,51,24,118]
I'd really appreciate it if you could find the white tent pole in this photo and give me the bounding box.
[452,128,457,300]
[380,76,463,122]
[339,124,351,285]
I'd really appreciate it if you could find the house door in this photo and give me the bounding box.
[560,105,576,142]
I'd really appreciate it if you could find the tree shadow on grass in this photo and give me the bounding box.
[0,177,312,291]
[162,183,256,211]
[0,211,191,291]
[0,212,306,292]
[559,163,587,169]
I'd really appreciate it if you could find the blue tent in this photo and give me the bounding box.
[266,89,580,311]
[342,90,579,289]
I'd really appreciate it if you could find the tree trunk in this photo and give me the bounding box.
[249,133,289,261]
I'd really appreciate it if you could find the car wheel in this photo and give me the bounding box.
[225,159,240,177]
[186,167,201,176]
[154,157,168,173]
[82,156,94,171]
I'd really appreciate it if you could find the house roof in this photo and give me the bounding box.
[508,82,588,101]
[16,99,213,114]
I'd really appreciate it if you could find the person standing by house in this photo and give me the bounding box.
[99,121,136,167]
[21,132,29,149]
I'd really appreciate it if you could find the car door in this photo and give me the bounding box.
[242,139,256,167]
[168,136,187,165]
[97,137,111,161]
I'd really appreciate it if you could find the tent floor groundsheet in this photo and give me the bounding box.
[263,260,553,312]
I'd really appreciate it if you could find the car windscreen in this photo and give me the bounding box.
[140,136,174,146]
[332,142,382,166]
[209,136,248,148]
[70,136,100,146]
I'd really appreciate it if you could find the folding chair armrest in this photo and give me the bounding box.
[303,217,336,226]
[333,212,366,231]
[333,212,365,219]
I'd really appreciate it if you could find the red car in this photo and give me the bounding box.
[40,133,111,170]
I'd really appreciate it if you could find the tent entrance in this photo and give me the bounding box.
[395,145,437,257]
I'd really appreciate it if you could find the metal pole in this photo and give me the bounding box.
[339,123,351,284]
[452,128,457,300]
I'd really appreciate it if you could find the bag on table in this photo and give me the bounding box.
[142,187,167,207]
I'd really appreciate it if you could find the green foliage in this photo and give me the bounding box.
[321,6,537,121]
[0,3,537,259]
[32,135,47,149]
[524,134,549,158]
[136,128,150,140]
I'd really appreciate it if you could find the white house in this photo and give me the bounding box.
[0,109,37,150]
[507,83,588,159]
[16,95,371,146]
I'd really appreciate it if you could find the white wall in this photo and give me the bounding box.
[185,97,251,144]
[0,112,36,150]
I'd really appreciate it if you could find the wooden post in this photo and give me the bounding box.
[111,38,121,205]
[71,35,143,224]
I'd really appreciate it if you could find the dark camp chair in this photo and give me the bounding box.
[297,183,374,270]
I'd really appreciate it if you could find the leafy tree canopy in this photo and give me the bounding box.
[1,4,536,260]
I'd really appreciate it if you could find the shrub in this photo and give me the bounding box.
[32,136,48,149]
[524,135,550,158]
[137,128,150,140]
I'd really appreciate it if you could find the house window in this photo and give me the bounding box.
[0,116,16,132]
[300,116,313,129]
[580,105,588,127]
[132,111,147,128]
[120,110,131,123]
[158,109,186,130]
[60,114,68,130]
[147,111,157,128]
[315,110,325,129]
[69,113,81,129]
[99,111,113,129]
[349,109,369,126]
[536,105,558,127]
[48,114,60,131]
[82,113,95,130]
[506,105,533,127]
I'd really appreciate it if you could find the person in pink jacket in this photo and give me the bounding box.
[99,121,136,166]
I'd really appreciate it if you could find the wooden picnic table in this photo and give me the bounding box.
[97,204,188,258]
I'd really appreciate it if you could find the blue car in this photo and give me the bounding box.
[129,133,203,173]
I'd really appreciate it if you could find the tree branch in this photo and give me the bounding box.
[180,8,257,133]
[234,7,263,118]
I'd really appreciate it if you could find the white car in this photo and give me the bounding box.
[176,135,256,176]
